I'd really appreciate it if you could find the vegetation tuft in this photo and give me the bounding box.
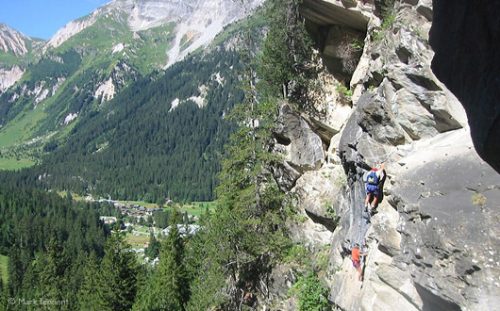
[336,84,353,101]
[289,272,331,311]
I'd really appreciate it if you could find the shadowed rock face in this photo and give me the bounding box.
[429,0,500,173]
[299,0,369,81]
[300,0,370,31]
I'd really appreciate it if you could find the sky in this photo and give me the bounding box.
[0,0,110,40]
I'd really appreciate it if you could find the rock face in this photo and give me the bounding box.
[301,0,368,81]
[0,24,41,93]
[300,0,371,31]
[275,104,325,175]
[0,66,24,93]
[94,78,115,102]
[0,24,30,56]
[388,129,500,310]
[429,0,500,173]
[47,14,99,49]
[273,1,500,310]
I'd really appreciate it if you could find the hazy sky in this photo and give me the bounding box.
[0,0,110,40]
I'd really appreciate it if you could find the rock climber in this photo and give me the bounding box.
[364,162,385,213]
[351,243,366,281]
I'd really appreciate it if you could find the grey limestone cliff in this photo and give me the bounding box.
[269,0,500,310]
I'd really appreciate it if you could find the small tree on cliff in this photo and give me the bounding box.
[186,51,288,311]
[258,0,315,103]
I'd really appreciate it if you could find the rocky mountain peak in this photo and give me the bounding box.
[0,23,31,56]
[46,0,264,65]
[0,24,44,93]
[106,0,194,31]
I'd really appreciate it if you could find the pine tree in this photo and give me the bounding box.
[77,253,101,311]
[258,0,315,103]
[96,232,139,311]
[11,235,76,311]
[144,233,160,260]
[0,278,6,311]
[35,238,70,310]
[187,14,289,308]
[7,248,23,297]
[133,209,189,311]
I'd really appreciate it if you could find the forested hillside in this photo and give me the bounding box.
[0,187,109,310]
[0,49,244,202]
[0,49,83,126]
[0,3,269,202]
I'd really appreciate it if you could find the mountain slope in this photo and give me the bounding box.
[46,0,264,70]
[0,6,268,201]
[0,23,43,64]
[0,0,263,171]
[0,23,43,93]
[3,48,243,201]
[44,50,242,201]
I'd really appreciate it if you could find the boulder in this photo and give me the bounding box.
[274,104,325,175]
[300,113,338,145]
[271,161,302,192]
[416,0,433,21]
[357,92,407,146]
[286,216,333,247]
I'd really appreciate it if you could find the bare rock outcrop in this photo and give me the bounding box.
[389,129,500,310]
[301,0,368,81]
[274,104,325,184]
[0,66,24,93]
[46,15,98,49]
[300,0,371,32]
[0,24,29,56]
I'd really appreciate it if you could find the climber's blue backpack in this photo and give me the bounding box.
[366,170,379,185]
